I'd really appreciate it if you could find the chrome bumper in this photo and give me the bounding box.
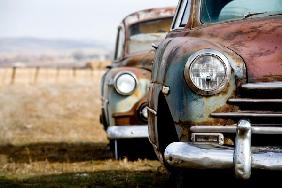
[107,125,148,139]
[164,120,282,179]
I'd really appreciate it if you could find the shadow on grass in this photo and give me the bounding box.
[0,170,170,188]
[0,142,113,163]
[1,169,282,188]
[0,140,157,163]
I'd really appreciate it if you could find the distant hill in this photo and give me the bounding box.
[0,37,112,52]
[0,38,113,68]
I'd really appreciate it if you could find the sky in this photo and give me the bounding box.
[0,0,178,45]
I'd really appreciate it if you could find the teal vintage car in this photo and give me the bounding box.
[100,7,175,159]
[148,0,282,184]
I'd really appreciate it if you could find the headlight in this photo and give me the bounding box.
[184,49,231,95]
[114,72,137,95]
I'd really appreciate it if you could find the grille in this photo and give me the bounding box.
[211,82,282,125]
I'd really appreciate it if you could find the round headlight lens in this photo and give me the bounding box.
[184,49,231,95]
[115,72,137,95]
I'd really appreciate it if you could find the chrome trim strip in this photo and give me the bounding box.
[190,126,282,134]
[147,107,157,116]
[211,112,282,118]
[228,98,282,103]
[242,82,282,90]
[252,127,282,134]
[107,125,148,139]
[234,120,252,179]
[190,126,236,133]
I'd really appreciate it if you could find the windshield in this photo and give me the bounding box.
[128,17,172,54]
[201,0,282,24]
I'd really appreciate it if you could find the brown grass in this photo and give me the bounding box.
[0,68,169,187]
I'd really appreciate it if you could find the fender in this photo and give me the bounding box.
[151,35,246,140]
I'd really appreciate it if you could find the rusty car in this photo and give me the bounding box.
[148,0,282,181]
[100,7,175,159]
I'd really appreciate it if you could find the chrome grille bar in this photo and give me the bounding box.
[228,98,282,103]
[190,126,282,134]
[242,82,282,90]
[211,112,282,118]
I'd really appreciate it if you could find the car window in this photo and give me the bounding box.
[172,0,191,29]
[201,0,282,24]
[180,0,192,26]
[128,17,172,54]
[114,27,125,60]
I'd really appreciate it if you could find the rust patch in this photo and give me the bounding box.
[113,96,148,126]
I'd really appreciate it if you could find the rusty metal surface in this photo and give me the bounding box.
[101,7,176,133]
[148,0,282,164]
[184,16,282,83]
[112,96,148,126]
[122,7,176,30]
[151,14,282,125]
[112,50,155,70]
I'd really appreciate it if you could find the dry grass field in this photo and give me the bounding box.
[0,68,169,188]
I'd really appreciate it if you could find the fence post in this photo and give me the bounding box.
[33,67,40,84]
[10,66,17,85]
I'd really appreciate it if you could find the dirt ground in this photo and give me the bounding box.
[0,71,170,188]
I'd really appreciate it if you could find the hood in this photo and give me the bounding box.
[113,50,155,71]
[189,15,282,83]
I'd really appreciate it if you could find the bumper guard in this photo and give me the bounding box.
[164,120,282,179]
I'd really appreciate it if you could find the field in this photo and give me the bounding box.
[0,68,169,188]
[1,68,281,188]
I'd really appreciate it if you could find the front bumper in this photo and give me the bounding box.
[107,125,148,139]
[164,120,282,179]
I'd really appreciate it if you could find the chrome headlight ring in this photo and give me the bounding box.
[114,71,137,96]
[184,49,231,96]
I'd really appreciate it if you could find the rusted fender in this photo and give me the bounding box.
[151,36,245,127]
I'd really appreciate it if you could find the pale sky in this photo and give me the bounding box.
[0,0,178,44]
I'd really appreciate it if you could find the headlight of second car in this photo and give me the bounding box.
[184,49,231,95]
[114,72,137,95]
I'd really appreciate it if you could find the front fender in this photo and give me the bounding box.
[102,67,151,127]
[154,36,245,130]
